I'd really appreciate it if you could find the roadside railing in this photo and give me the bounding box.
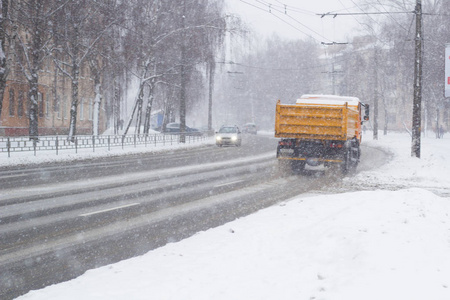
[0,132,209,157]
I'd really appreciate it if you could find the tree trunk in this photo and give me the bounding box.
[28,73,39,140]
[123,83,144,137]
[0,80,6,123]
[135,88,143,134]
[93,82,101,136]
[123,59,150,136]
[0,0,10,120]
[208,61,215,132]
[89,59,102,136]
[143,80,155,134]
[113,75,120,134]
[68,60,79,142]
[67,10,80,142]
[28,0,42,141]
[384,107,388,135]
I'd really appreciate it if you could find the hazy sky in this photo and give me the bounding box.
[226,0,365,43]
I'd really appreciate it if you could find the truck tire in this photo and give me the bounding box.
[341,140,360,175]
[341,148,351,174]
[291,160,305,173]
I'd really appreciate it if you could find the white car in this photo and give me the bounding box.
[215,126,242,147]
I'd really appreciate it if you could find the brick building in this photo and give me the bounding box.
[0,5,107,138]
[0,61,106,137]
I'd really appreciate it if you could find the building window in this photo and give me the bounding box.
[88,98,93,120]
[18,91,24,117]
[55,96,61,119]
[46,94,50,117]
[9,89,15,116]
[63,96,67,119]
[80,98,84,120]
[38,92,44,118]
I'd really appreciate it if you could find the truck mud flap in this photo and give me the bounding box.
[278,157,343,163]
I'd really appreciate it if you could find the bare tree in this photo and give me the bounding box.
[121,0,171,136]
[13,0,58,140]
[174,0,228,141]
[121,0,230,140]
[52,0,117,141]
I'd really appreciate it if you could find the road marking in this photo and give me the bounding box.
[79,203,140,217]
[214,180,244,188]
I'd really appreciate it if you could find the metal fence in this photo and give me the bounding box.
[0,133,209,157]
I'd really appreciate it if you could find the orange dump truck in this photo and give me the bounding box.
[275,94,369,173]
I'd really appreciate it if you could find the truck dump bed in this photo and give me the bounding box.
[274,95,361,141]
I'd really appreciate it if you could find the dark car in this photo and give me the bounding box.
[163,122,202,136]
[242,123,257,134]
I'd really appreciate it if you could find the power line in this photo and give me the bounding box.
[253,0,330,41]
[239,0,333,43]
[319,11,413,17]
[273,0,360,16]
[216,46,375,72]
[373,0,410,32]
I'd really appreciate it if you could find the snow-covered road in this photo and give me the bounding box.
[5,133,384,299]
[13,132,450,300]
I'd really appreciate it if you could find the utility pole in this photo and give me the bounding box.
[412,0,423,158]
[179,0,187,143]
[373,47,378,140]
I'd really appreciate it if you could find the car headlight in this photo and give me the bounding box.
[231,135,237,141]
[216,136,222,141]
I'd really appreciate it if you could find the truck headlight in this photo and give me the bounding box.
[231,135,237,141]
[216,136,222,141]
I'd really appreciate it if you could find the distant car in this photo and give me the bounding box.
[242,123,257,134]
[215,125,242,147]
[163,122,202,136]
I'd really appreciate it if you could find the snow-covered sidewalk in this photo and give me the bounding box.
[0,135,216,167]
[17,132,450,300]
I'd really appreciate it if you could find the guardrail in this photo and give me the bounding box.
[0,132,209,157]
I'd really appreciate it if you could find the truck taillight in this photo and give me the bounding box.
[329,142,343,148]
[279,140,293,147]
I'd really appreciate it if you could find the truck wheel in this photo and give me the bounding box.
[291,160,305,173]
[341,141,359,175]
[349,140,360,170]
[341,148,351,174]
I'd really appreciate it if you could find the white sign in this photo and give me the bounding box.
[445,44,450,97]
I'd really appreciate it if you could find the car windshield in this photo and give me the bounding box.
[218,127,237,133]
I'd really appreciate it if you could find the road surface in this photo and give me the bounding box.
[0,134,389,299]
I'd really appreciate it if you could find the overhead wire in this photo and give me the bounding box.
[273,0,360,15]
[235,1,418,74]
[261,3,333,42]
[239,0,333,43]
[253,0,329,41]
[273,0,317,15]
[256,0,356,43]
[348,0,384,37]
[374,0,410,32]
[217,43,384,73]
